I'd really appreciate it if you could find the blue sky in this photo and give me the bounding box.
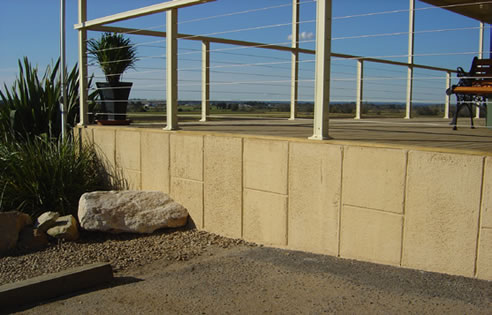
[1,0,489,104]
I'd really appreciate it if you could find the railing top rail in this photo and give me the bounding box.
[74,0,216,30]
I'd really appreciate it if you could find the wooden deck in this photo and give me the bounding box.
[128,116,492,154]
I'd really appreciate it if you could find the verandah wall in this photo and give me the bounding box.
[76,126,492,281]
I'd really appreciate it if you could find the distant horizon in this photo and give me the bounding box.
[128,99,442,106]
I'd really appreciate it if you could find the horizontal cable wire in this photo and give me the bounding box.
[210,70,313,80]
[333,26,480,41]
[179,79,314,87]
[179,0,316,25]
[178,59,315,72]
[179,19,316,41]
[179,39,315,57]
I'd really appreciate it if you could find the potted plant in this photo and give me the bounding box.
[88,32,137,124]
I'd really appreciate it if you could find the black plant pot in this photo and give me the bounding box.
[96,82,132,123]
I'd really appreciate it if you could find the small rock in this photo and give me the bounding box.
[78,191,188,234]
[36,211,60,232]
[17,227,49,250]
[0,211,32,253]
[47,215,79,241]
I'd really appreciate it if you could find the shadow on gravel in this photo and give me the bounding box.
[242,247,492,307]
[1,276,143,315]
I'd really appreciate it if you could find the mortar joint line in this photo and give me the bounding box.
[473,156,487,277]
[285,142,290,247]
[201,135,205,230]
[240,137,245,239]
[337,146,345,258]
[400,150,410,267]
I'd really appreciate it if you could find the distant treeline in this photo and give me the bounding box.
[126,100,480,117]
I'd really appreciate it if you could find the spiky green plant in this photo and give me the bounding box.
[87,32,137,85]
[0,136,126,218]
[0,57,90,140]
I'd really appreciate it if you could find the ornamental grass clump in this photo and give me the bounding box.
[0,136,125,218]
[0,57,86,141]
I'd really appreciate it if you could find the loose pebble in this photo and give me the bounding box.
[0,228,255,285]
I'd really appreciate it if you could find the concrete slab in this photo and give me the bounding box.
[130,117,492,154]
[0,262,113,310]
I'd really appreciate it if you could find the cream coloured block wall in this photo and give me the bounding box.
[288,142,342,255]
[402,151,483,277]
[141,131,170,193]
[243,189,288,245]
[116,130,141,190]
[79,126,492,281]
[169,134,204,229]
[477,157,492,279]
[477,229,492,280]
[171,177,203,229]
[170,134,203,181]
[243,138,288,194]
[342,146,407,214]
[203,136,242,238]
[243,138,289,245]
[92,128,116,169]
[340,205,403,265]
[75,126,94,147]
[481,157,492,229]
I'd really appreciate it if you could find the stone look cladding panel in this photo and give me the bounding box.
[476,228,492,280]
[477,157,492,280]
[288,142,342,255]
[116,130,142,190]
[243,138,288,194]
[92,128,116,169]
[171,177,203,229]
[170,134,203,181]
[170,134,204,229]
[340,205,403,265]
[75,127,94,147]
[481,157,492,229]
[141,132,170,193]
[243,188,288,245]
[242,138,289,245]
[203,136,242,238]
[342,146,407,214]
[403,151,483,278]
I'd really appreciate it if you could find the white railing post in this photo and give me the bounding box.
[289,0,299,120]
[355,59,364,120]
[165,8,179,130]
[77,0,88,126]
[309,0,332,140]
[60,0,67,138]
[476,22,484,119]
[405,0,415,120]
[200,40,210,122]
[444,71,451,119]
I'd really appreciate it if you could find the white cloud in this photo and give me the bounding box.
[288,31,314,41]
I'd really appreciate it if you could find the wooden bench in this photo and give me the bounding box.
[447,57,492,130]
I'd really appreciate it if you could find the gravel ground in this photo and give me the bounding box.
[0,227,255,285]
[2,227,492,314]
[7,245,492,314]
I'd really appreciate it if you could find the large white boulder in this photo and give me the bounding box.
[78,191,188,234]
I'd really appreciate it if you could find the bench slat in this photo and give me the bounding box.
[452,86,492,95]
